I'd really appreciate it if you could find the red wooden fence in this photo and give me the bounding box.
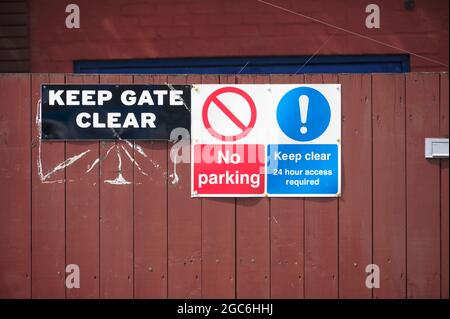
[0,73,448,299]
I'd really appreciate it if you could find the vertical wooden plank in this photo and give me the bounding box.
[270,196,304,299]
[440,73,449,299]
[236,75,270,299]
[338,74,372,299]
[406,73,440,298]
[99,74,134,298]
[31,73,66,298]
[269,74,305,299]
[65,74,100,299]
[201,74,236,298]
[133,74,168,299]
[167,74,202,298]
[0,74,31,298]
[372,74,406,298]
[304,74,339,299]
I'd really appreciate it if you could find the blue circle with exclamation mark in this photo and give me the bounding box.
[276,87,331,141]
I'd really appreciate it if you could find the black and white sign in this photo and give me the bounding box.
[41,84,191,140]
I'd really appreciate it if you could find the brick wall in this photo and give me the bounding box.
[29,0,449,72]
[0,0,29,72]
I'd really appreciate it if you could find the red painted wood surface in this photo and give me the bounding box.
[0,73,448,299]
[0,74,31,298]
[269,74,305,299]
[338,74,372,298]
[304,74,339,299]
[201,74,236,299]
[406,73,441,298]
[372,74,406,298]
[132,75,168,299]
[167,74,202,298]
[439,73,449,299]
[65,74,100,299]
[31,73,66,298]
[236,75,270,299]
[99,74,134,298]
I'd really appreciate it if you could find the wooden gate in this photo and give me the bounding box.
[0,73,448,299]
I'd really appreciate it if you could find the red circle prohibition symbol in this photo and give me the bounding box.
[202,87,257,141]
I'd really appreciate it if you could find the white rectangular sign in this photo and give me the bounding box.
[191,84,341,197]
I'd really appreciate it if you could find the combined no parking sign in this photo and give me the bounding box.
[191,84,341,197]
